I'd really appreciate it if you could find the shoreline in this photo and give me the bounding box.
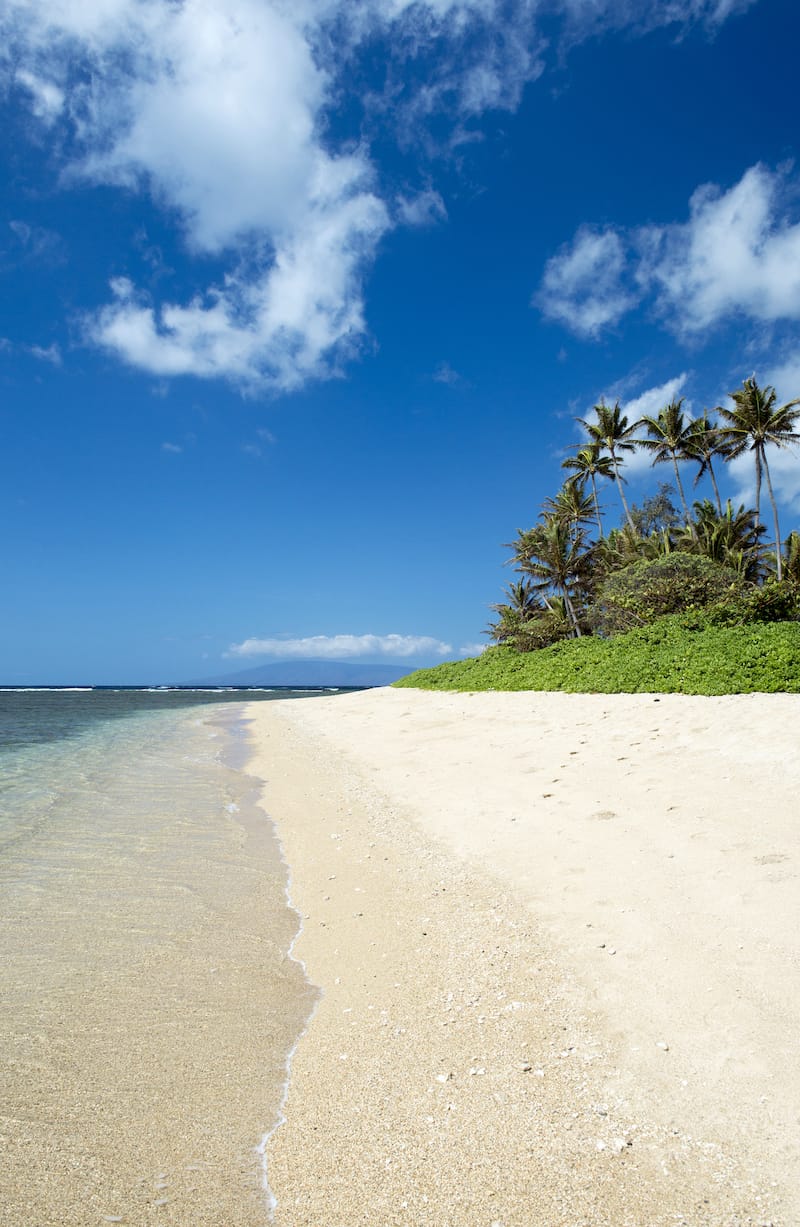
[249,687,800,1226]
[0,701,310,1227]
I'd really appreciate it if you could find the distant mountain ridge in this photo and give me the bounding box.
[188,659,413,688]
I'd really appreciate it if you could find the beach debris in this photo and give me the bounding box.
[656,1040,670,1051]
[520,1062,532,1072]
[102,1218,124,1223]
[435,1072,453,1083]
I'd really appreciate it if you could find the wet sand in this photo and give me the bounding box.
[251,687,800,1227]
[0,707,313,1226]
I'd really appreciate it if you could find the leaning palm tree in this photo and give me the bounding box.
[507,519,593,637]
[638,398,695,526]
[717,377,800,581]
[577,400,640,531]
[561,445,615,537]
[685,412,724,513]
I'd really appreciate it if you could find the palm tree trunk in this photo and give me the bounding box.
[562,588,582,637]
[589,473,603,537]
[610,448,635,531]
[707,457,723,513]
[761,446,783,581]
[671,453,692,527]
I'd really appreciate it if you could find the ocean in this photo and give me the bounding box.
[0,688,321,1226]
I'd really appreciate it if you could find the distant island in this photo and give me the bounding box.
[189,659,414,689]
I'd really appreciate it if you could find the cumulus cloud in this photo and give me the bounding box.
[459,641,487,656]
[538,164,800,339]
[536,227,639,337]
[226,633,453,659]
[3,0,755,388]
[643,165,800,333]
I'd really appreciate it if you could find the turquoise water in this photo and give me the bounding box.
[0,689,318,1225]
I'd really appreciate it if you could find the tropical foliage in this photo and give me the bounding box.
[397,374,800,695]
[485,375,799,663]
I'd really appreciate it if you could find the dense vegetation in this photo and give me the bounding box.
[394,618,800,694]
[396,376,800,694]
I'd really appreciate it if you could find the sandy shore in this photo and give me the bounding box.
[249,687,800,1227]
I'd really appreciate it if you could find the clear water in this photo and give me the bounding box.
[0,689,318,1225]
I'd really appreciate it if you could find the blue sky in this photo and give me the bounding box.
[2,0,799,683]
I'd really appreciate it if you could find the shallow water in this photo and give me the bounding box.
[0,691,317,1225]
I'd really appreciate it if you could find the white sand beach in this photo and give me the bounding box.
[250,687,800,1227]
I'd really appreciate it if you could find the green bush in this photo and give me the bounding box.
[393,617,800,695]
[706,578,800,626]
[595,552,740,634]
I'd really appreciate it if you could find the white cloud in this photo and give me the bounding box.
[539,165,800,338]
[16,69,64,122]
[432,360,463,385]
[0,337,63,365]
[28,342,62,365]
[395,190,447,227]
[226,633,453,659]
[768,355,800,407]
[4,1,755,388]
[459,641,487,656]
[621,373,690,422]
[642,165,800,333]
[161,441,182,453]
[536,227,639,337]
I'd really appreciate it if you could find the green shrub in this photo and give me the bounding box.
[393,617,800,695]
[706,578,800,626]
[595,552,740,634]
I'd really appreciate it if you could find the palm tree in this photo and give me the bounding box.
[577,400,640,531]
[682,499,764,581]
[507,519,593,637]
[561,446,615,537]
[685,413,724,513]
[638,398,695,525]
[488,582,572,650]
[717,377,800,581]
[595,522,671,577]
[542,481,598,538]
[784,530,800,585]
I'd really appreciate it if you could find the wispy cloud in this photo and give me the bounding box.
[537,164,800,339]
[0,337,62,365]
[28,342,61,366]
[432,360,464,386]
[226,633,453,659]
